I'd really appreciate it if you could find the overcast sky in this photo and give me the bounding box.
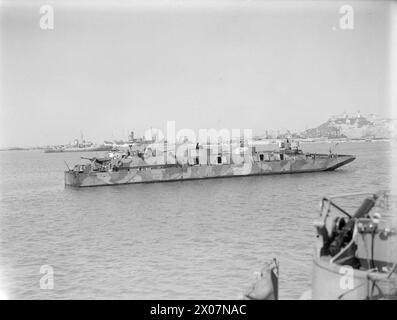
[0,0,393,147]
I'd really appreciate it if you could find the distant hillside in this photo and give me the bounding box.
[301,113,395,139]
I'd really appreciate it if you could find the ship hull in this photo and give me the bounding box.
[45,146,112,153]
[312,256,397,300]
[65,154,355,187]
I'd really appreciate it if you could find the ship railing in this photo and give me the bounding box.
[319,191,390,219]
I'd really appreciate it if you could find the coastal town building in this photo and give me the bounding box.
[301,113,395,139]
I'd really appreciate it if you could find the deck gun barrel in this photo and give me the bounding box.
[328,194,378,256]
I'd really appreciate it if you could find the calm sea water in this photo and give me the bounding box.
[0,141,392,299]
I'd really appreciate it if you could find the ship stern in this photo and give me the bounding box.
[64,170,82,187]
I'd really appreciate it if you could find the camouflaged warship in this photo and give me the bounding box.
[64,140,355,187]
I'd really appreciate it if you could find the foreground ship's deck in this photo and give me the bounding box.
[311,192,397,299]
[244,191,396,300]
[65,152,355,187]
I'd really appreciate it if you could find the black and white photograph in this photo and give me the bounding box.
[0,0,396,306]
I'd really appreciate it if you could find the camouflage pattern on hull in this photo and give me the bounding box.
[65,154,355,187]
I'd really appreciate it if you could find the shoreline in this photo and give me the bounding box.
[0,138,393,152]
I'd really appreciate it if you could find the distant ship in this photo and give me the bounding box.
[64,139,355,187]
[45,145,112,153]
[45,133,113,153]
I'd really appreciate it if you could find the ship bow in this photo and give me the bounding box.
[326,155,356,171]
